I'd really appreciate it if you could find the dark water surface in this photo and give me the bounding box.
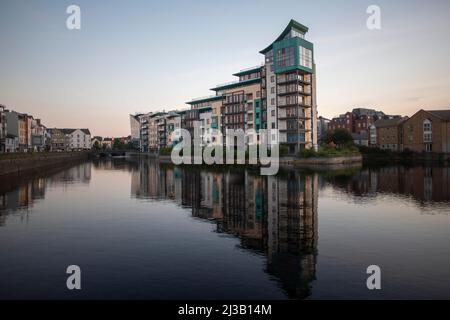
[0,158,449,299]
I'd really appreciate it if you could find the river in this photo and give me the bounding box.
[0,158,449,299]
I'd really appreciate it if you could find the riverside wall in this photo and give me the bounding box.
[0,152,89,176]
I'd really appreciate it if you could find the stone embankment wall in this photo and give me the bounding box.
[0,152,89,176]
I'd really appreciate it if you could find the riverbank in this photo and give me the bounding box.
[129,153,363,170]
[0,152,89,176]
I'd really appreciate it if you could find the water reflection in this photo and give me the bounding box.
[0,159,449,299]
[0,163,92,225]
[326,166,450,206]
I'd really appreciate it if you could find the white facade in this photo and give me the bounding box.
[67,129,92,150]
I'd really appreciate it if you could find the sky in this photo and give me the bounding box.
[0,0,449,137]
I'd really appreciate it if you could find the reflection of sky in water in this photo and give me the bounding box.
[0,159,449,299]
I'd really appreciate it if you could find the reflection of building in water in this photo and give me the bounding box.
[266,172,318,299]
[47,163,92,187]
[131,159,183,203]
[130,160,319,299]
[329,166,450,204]
[0,163,92,225]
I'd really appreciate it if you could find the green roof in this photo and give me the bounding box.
[181,106,212,114]
[260,19,309,54]
[232,65,263,77]
[186,95,223,105]
[211,77,261,91]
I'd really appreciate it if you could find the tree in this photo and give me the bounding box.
[333,128,354,146]
[113,138,123,150]
[93,141,100,150]
[329,129,353,147]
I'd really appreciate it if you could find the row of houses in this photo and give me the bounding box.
[0,105,92,153]
[130,20,319,155]
[326,108,450,153]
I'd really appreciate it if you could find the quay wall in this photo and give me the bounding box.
[0,152,89,176]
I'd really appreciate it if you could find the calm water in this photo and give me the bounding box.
[0,158,449,300]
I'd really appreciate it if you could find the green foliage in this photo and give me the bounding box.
[113,138,124,150]
[325,128,354,146]
[279,145,289,157]
[299,144,360,158]
[159,147,173,156]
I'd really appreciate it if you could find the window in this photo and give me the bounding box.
[271,98,275,105]
[423,119,432,143]
[271,87,275,94]
[276,46,295,68]
[271,110,275,117]
[299,46,313,69]
[271,122,276,129]
[270,76,275,83]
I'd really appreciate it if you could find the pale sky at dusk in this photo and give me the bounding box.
[1,0,449,137]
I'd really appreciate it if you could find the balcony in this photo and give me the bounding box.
[277,74,311,85]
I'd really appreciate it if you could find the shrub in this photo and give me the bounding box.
[159,147,173,156]
[299,148,317,158]
[279,145,289,157]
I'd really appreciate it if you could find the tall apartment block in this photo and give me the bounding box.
[260,19,318,154]
[187,19,318,154]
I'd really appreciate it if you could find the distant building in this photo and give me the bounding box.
[59,129,91,150]
[373,117,407,151]
[102,138,113,149]
[129,114,141,149]
[91,136,103,148]
[328,108,386,134]
[166,112,181,147]
[49,128,70,151]
[351,131,369,146]
[402,110,450,153]
[317,116,330,144]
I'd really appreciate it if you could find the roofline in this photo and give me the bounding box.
[232,65,264,77]
[210,77,261,91]
[186,95,223,105]
[422,109,450,121]
[260,19,309,54]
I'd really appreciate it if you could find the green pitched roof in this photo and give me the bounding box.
[260,19,309,54]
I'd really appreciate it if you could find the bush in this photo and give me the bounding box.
[279,145,289,157]
[299,148,317,158]
[299,145,360,158]
[159,147,173,156]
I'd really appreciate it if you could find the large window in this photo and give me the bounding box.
[423,119,432,143]
[276,47,295,68]
[299,46,313,69]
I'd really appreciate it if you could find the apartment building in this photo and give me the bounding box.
[260,20,318,154]
[60,129,91,150]
[373,117,407,151]
[4,110,20,152]
[211,72,262,147]
[186,95,223,145]
[48,129,69,151]
[183,20,318,155]
[402,110,450,153]
[166,112,181,147]
[328,108,386,134]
